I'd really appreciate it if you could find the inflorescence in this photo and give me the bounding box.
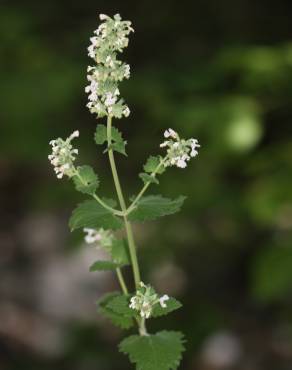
[84,227,114,249]
[86,13,134,119]
[129,282,170,319]
[48,131,79,179]
[160,128,200,169]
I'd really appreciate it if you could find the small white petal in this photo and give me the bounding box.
[159,294,169,308]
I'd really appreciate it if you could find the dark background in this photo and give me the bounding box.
[1,1,292,369]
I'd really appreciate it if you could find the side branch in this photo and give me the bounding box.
[125,157,167,215]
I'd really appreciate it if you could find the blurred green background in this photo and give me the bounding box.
[1,1,292,369]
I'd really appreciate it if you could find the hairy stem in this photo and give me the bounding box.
[106,116,141,289]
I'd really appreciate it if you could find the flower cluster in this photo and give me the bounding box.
[84,228,114,250]
[129,282,169,319]
[48,131,79,179]
[86,14,134,119]
[160,128,200,168]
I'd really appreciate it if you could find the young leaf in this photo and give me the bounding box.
[152,298,182,318]
[119,330,186,370]
[94,124,107,145]
[106,294,135,317]
[139,172,159,185]
[128,195,186,222]
[89,260,120,271]
[95,124,127,156]
[98,292,134,329]
[111,139,127,156]
[73,165,99,195]
[69,199,122,231]
[111,239,130,265]
[143,155,165,174]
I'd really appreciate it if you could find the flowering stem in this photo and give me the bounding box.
[106,115,141,289]
[116,267,128,294]
[125,158,167,215]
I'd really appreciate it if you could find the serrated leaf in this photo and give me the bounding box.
[152,298,182,318]
[73,165,99,195]
[98,292,134,329]
[143,155,165,174]
[90,260,120,271]
[95,124,127,156]
[139,172,159,185]
[111,140,127,156]
[128,195,186,222]
[106,294,135,317]
[69,199,122,231]
[111,239,130,265]
[119,331,185,370]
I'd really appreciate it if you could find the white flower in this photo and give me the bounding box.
[177,158,187,168]
[124,64,130,78]
[164,128,178,139]
[129,296,138,310]
[159,294,169,308]
[83,228,102,244]
[48,131,79,179]
[104,92,117,107]
[123,106,130,117]
[70,130,79,139]
[129,282,171,319]
[190,138,200,157]
[160,128,200,169]
[85,14,134,119]
[87,44,95,59]
[99,14,108,20]
[160,141,169,148]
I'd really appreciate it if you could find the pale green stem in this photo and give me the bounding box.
[116,267,128,295]
[139,317,148,336]
[125,158,167,216]
[73,170,123,216]
[92,194,124,216]
[106,115,141,289]
[74,170,128,293]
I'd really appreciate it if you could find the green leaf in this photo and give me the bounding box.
[95,124,127,156]
[106,294,135,317]
[73,165,99,195]
[89,260,120,271]
[139,172,159,185]
[69,199,122,231]
[128,195,186,222]
[152,298,182,318]
[98,292,134,329]
[119,331,186,370]
[143,155,165,174]
[94,124,107,145]
[111,139,127,156]
[111,239,130,265]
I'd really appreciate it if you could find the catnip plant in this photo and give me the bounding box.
[49,13,200,370]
